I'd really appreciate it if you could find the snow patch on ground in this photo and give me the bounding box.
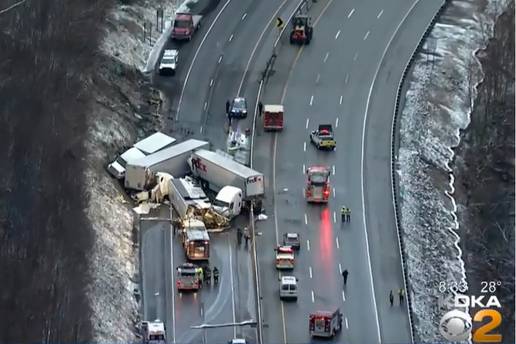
[397,0,510,341]
[101,0,179,72]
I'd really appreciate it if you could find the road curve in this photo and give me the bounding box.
[252,0,444,343]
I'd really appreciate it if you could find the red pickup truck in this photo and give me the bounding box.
[171,13,202,41]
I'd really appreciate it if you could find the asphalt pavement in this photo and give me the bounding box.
[144,0,445,343]
[252,0,444,343]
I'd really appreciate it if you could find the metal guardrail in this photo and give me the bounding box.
[390,1,450,342]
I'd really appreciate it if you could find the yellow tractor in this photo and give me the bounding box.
[290,14,313,45]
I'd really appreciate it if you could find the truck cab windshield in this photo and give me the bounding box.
[174,20,190,28]
[310,174,327,184]
[213,199,230,207]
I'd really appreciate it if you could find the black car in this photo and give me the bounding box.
[229,97,248,118]
[283,232,301,250]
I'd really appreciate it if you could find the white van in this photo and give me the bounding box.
[212,186,243,219]
[279,276,298,300]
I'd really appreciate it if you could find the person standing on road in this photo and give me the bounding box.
[226,100,230,114]
[258,101,263,116]
[342,269,349,286]
[341,206,347,223]
[237,227,242,245]
[346,207,352,222]
[243,227,250,248]
[389,290,394,306]
[398,288,405,305]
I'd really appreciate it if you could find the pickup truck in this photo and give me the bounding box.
[310,124,336,150]
[171,13,202,41]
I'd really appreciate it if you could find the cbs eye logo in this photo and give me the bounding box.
[439,308,503,342]
[439,309,472,341]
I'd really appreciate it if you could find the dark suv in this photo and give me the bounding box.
[229,97,248,118]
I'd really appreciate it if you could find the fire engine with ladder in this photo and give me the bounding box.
[304,165,331,203]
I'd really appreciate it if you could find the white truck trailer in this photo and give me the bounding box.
[168,176,211,219]
[188,149,264,207]
[125,139,209,190]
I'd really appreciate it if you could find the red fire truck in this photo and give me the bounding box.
[309,309,343,338]
[263,104,284,131]
[304,165,331,203]
[175,263,201,291]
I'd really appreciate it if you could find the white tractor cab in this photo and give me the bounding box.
[108,147,146,179]
[228,339,247,344]
[212,185,243,219]
[279,276,298,300]
[141,320,166,344]
[309,309,343,338]
[108,132,175,179]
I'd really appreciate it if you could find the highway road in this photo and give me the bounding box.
[252,0,445,343]
[145,1,305,343]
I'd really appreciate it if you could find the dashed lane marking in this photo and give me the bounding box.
[304,213,308,225]
[377,9,384,19]
[364,30,370,40]
[333,211,337,223]
[241,12,247,20]
[342,291,346,302]
[335,30,341,39]
[345,317,349,329]
[306,118,310,128]
[339,95,343,105]
[323,52,329,63]
[348,8,355,18]
[307,239,310,251]
[309,95,314,106]
[353,52,359,61]
[336,117,339,127]
[229,33,234,42]
[336,236,340,249]
[304,142,306,152]
[311,290,315,303]
[309,266,313,278]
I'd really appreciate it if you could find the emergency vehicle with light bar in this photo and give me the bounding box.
[305,165,331,203]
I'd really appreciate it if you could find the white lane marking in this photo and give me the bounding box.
[175,0,232,120]
[304,213,308,225]
[306,118,310,129]
[339,95,343,105]
[311,290,315,303]
[339,263,342,274]
[218,55,223,64]
[203,102,207,110]
[309,266,313,278]
[169,206,177,343]
[229,241,237,337]
[336,237,340,249]
[316,73,320,83]
[353,52,359,61]
[209,78,214,87]
[345,73,350,84]
[237,0,287,95]
[335,30,341,39]
[333,188,336,198]
[309,95,314,106]
[333,211,336,223]
[345,317,349,329]
[323,52,329,63]
[200,126,203,134]
[377,9,384,19]
[336,117,339,127]
[362,2,422,343]
[348,8,355,18]
[274,0,306,47]
[303,164,306,174]
[241,12,247,20]
[332,165,335,175]
[304,142,306,152]
[364,30,370,40]
[307,239,310,251]
[342,291,346,302]
[229,33,234,41]
[281,300,287,344]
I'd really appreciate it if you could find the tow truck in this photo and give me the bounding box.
[141,320,166,344]
[305,165,331,203]
[275,245,295,270]
[309,309,343,338]
[176,263,201,291]
[310,124,336,150]
[289,14,313,45]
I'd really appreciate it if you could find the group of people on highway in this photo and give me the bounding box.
[342,269,405,307]
[198,266,219,286]
[237,227,251,248]
[341,206,351,222]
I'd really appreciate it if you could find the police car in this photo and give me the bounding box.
[229,97,248,118]
[159,49,178,75]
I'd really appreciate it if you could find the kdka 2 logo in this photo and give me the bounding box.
[439,293,503,342]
